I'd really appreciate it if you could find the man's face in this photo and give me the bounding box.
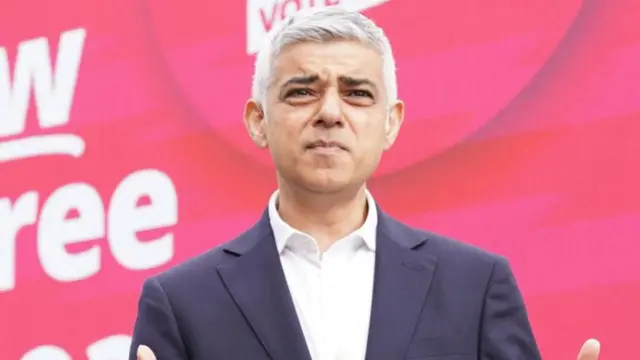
[244,40,404,193]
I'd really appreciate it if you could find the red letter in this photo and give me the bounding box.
[280,0,302,20]
[259,3,279,32]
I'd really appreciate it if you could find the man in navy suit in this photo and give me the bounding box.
[130,7,601,360]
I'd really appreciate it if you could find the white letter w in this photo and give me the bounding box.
[0,28,87,162]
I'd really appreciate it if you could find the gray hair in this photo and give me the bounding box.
[251,7,398,107]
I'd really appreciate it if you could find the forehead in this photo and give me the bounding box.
[271,41,384,86]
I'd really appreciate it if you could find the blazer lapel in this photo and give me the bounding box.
[365,211,438,360]
[217,211,312,360]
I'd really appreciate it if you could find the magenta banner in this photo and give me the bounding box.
[1,0,639,358]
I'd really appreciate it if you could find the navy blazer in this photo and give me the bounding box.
[128,208,541,360]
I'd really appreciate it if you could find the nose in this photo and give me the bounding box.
[313,91,344,129]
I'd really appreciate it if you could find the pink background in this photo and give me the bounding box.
[1,0,639,358]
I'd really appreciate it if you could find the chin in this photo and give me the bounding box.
[301,172,353,194]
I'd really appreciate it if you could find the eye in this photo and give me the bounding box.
[346,90,373,98]
[286,88,314,98]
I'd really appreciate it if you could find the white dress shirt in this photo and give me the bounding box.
[268,190,378,360]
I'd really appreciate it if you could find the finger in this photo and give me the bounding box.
[577,338,601,360]
[137,345,157,360]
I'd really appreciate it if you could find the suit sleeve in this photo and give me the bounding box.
[128,277,188,360]
[479,257,542,360]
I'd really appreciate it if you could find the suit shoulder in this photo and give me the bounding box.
[146,244,227,288]
[144,218,268,290]
[381,212,504,265]
[409,226,512,291]
[414,226,505,265]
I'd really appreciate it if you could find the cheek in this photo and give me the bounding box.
[268,106,316,136]
[265,115,304,155]
[354,118,387,146]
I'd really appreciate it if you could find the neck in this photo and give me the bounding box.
[276,180,369,251]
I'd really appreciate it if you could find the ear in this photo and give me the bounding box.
[243,99,268,148]
[384,100,405,150]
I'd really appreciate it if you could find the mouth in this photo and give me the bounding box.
[305,140,348,152]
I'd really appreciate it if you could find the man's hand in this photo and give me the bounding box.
[577,339,601,360]
[137,345,157,360]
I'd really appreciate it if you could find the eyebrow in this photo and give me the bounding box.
[281,74,320,88]
[280,74,377,89]
[339,76,376,89]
